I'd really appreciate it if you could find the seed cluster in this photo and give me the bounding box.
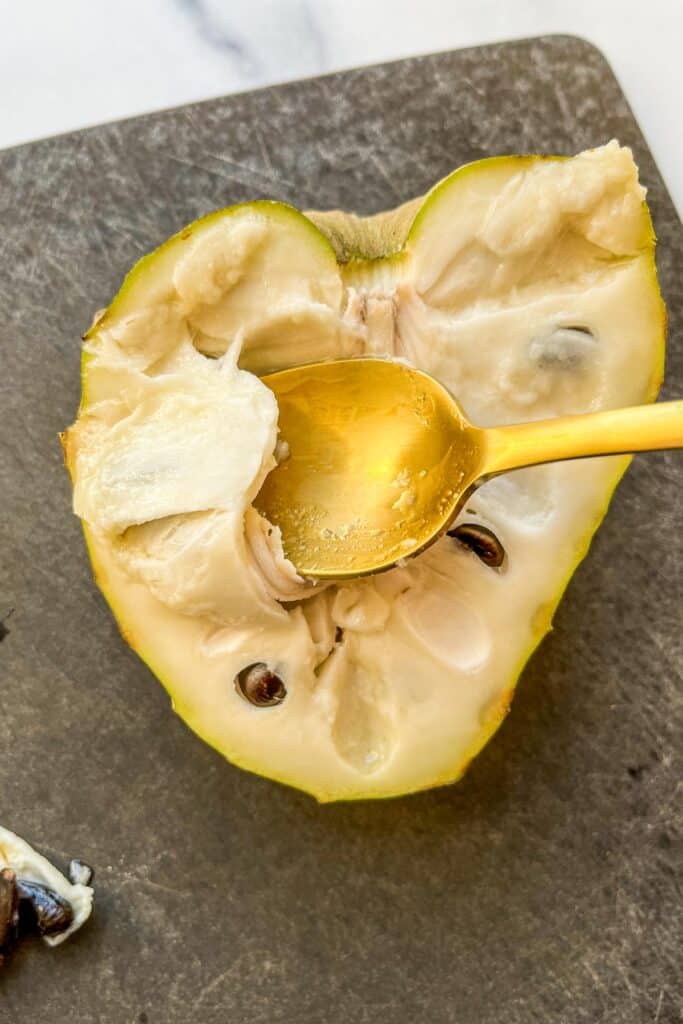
[0,859,93,966]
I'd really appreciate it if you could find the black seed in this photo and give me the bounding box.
[68,859,94,886]
[0,868,19,963]
[447,523,505,568]
[335,626,344,643]
[16,880,74,937]
[235,663,286,707]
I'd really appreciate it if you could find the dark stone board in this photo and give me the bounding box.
[0,35,681,1024]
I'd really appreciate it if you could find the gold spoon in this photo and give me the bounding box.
[254,358,683,580]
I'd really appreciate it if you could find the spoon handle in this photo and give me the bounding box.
[482,399,683,477]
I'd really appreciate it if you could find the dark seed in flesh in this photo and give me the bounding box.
[16,880,74,937]
[564,324,593,335]
[235,663,287,706]
[531,326,596,370]
[447,523,505,568]
[68,859,94,887]
[0,868,19,963]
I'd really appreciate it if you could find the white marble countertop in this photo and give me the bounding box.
[2,0,681,214]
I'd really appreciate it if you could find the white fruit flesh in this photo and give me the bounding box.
[0,827,93,945]
[65,142,664,800]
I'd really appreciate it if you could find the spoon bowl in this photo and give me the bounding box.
[255,358,683,579]
[256,359,484,577]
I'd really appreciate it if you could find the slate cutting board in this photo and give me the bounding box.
[0,35,681,1024]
